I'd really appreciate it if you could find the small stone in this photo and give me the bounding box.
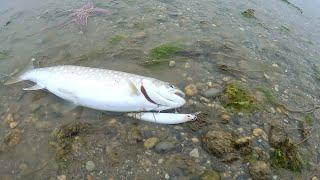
[311,176,318,180]
[168,60,176,67]
[272,63,279,67]
[85,161,95,171]
[200,170,221,180]
[203,86,223,98]
[274,85,279,92]
[200,97,210,103]
[4,113,14,124]
[221,114,231,124]
[222,76,230,82]
[184,84,198,96]
[144,137,159,149]
[165,173,170,179]
[191,137,200,143]
[155,141,175,154]
[9,122,18,129]
[57,175,66,180]
[158,158,164,164]
[184,62,191,68]
[189,148,200,158]
[235,137,251,147]
[248,161,270,180]
[253,128,264,137]
[263,73,270,79]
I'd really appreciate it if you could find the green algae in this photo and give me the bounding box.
[271,138,303,172]
[241,9,255,18]
[149,44,182,60]
[109,34,126,46]
[0,50,9,59]
[303,113,313,126]
[220,84,257,111]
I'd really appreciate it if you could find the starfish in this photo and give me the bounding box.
[40,0,110,33]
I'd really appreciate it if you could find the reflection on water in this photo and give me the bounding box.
[0,0,320,179]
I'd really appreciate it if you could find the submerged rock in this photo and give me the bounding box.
[144,137,159,149]
[85,161,95,171]
[200,170,221,180]
[184,84,198,96]
[203,86,223,98]
[248,161,270,180]
[155,141,175,154]
[201,130,235,158]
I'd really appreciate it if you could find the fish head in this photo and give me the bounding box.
[140,79,186,110]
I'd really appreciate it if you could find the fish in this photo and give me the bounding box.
[6,64,186,113]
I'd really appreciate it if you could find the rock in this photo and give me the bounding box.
[203,87,223,98]
[200,170,221,180]
[57,175,66,180]
[189,148,200,158]
[184,62,191,68]
[126,128,143,144]
[184,84,198,96]
[85,161,95,171]
[4,129,22,147]
[248,161,270,180]
[4,113,14,124]
[221,114,231,124]
[234,137,251,147]
[168,60,176,67]
[165,173,170,179]
[311,176,318,180]
[191,137,200,143]
[9,122,18,129]
[201,131,235,157]
[144,137,159,149]
[155,141,175,154]
[253,128,265,137]
[199,97,210,103]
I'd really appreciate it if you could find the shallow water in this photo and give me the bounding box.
[0,0,320,179]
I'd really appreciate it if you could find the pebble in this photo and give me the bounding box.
[189,148,200,158]
[168,60,176,67]
[155,141,175,154]
[235,137,251,146]
[199,97,210,103]
[144,137,159,149]
[184,84,198,96]
[57,175,66,180]
[248,161,270,179]
[4,113,14,124]
[191,137,200,143]
[253,128,264,137]
[274,85,279,92]
[203,87,223,98]
[311,176,318,180]
[165,173,170,179]
[222,76,230,82]
[9,122,18,129]
[85,161,95,171]
[184,62,191,68]
[221,114,231,124]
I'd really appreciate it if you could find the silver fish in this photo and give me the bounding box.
[6,65,186,112]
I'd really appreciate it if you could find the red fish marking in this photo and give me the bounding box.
[140,84,158,105]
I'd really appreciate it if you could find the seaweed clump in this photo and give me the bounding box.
[220,84,257,111]
[149,44,182,60]
[241,9,255,18]
[269,125,304,171]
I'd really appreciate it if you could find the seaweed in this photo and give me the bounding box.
[149,44,182,60]
[109,34,126,46]
[241,9,255,18]
[271,138,303,171]
[0,50,9,59]
[220,84,257,111]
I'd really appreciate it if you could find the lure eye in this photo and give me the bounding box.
[170,84,175,88]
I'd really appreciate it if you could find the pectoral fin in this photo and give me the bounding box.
[23,84,43,91]
[127,79,140,96]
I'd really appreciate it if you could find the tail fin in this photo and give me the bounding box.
[4,59,35,85]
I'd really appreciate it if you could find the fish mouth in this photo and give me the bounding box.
[174,91,185,98]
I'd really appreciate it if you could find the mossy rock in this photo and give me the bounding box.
[220,84,257,112]
[149,44,182,60]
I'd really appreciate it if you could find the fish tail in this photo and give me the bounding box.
[4,59,35,85]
